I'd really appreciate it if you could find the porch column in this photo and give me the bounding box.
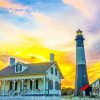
[44,77,46,94]
[21,79,24,94]
[3,80,6,95]
[32,79,34,94]
[13,80,16,91]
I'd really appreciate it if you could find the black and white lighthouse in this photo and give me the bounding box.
[75,29,89,96]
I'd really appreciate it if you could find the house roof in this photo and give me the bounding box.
[90,78,100,86]
[0,62,54,77]
[0,61,64,78]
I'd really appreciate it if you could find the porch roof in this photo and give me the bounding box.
[0,62,54,77]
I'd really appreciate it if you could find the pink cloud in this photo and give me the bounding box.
[9,9,27,16]
[0,0,30,16]
[0,0,24,10]
[63,0,98,18]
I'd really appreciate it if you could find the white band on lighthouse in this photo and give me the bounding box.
[76,47,86,65]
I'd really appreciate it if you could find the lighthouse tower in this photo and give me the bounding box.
[75,29,89,96]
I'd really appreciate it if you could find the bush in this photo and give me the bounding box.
[14,92,18,96]
[61,87,74,96]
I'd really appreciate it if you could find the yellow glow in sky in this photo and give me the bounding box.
[0,0,100,88]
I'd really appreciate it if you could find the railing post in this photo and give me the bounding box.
[44,77,46,95]
[21,79,24,95]
[32,79,34,94]
[3,80,5,95]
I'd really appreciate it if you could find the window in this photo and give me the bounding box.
[59,83,61,90]
[19,65,22,71]
[9,81,13,90]
[48,80,53,90]
[55,81,59,90]
[36,79,38,89]
[55,68,57,76]
[16,63,22,72]
[16,66,19,72]
[30,80,32,90]
[51,67,53,74]
[99,79,100,84]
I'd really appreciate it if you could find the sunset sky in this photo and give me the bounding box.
[0,0,100,88]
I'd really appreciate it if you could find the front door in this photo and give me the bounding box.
[36,79,38,89]
[9,81,13,90]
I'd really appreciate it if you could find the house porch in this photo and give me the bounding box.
[0,77,47,96]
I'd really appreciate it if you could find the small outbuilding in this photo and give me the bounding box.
[90,78,100,97]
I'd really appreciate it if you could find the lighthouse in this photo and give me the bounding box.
[75,29,89,96]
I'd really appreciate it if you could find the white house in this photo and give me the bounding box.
[91,78,100,97]
[0,54,63,96]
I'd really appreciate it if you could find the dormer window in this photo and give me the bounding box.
[16,63,22,73]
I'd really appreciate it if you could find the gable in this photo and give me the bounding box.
[91,78,100,86]
[15,62,28,73]
[46,62,64,79]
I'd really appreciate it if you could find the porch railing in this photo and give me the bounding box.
[0,89,49,96]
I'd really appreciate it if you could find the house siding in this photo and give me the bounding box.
[46,63,61,95]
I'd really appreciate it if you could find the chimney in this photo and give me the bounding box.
[50,53,54,63]
[10,58,15,66]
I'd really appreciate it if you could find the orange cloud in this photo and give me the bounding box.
[0,0,24,10]
[31,12,51,23]
[88,62,100,83]
[0,31,100,88]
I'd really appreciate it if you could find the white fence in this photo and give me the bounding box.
[0,96,99,100]
[0,96,61,100]
[62,97,100,100]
